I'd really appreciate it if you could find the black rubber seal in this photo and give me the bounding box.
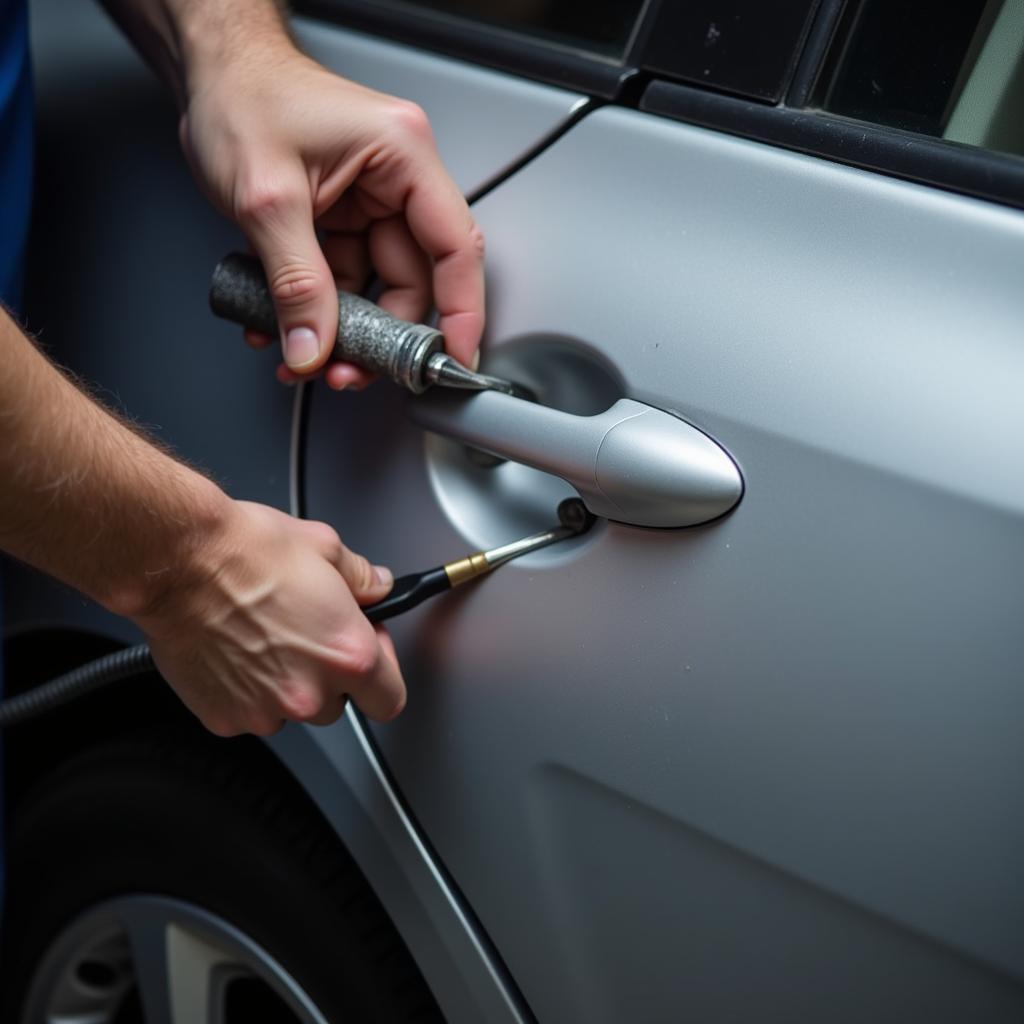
[641,79,1024,211]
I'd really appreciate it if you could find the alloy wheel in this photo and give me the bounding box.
[21,894,329,1024]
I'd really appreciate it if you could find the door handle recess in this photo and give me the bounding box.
[411,391,743,528]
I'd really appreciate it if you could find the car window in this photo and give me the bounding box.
[818,0,1024,157]
[377,0,647,59]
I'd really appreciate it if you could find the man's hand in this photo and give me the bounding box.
[141,502,404,737]
[181,35,485,389]
[103,0,484,388]
[0,309,405,737]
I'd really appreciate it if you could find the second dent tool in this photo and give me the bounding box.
[209,252,525,397]
[363,498,595,621]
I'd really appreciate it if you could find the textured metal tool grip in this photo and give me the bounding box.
[209,252,444,392]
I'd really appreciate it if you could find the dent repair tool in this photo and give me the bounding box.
[0,500,595,727]
[363,497,595,621]
[210,252,529,397]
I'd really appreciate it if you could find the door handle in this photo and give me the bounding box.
[411,391,743,528]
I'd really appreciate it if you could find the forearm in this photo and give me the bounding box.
[100,0,291,108]
[0,308,231,618]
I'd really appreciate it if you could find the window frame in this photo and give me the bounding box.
[296,0,1024,210]
[642,0,1024,211]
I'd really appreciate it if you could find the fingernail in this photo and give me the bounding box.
[374,565,393,587]
[283,327,320,369]
[471,350,481,371]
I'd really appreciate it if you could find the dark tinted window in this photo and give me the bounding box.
[638,0,817,103]
[395,0,645,59]
[818,0,1024,156]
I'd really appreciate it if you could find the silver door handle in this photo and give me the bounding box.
[411,391,743,528]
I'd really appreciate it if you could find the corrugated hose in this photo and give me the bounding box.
[0,644,154,727]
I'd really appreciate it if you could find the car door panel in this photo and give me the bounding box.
[304,106,1024,1021]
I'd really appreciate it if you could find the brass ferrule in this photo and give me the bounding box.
[444,552,492,587]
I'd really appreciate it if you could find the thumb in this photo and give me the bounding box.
[238,171,337,373]
[334,544,394,606]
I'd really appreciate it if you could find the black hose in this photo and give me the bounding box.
[0,576,411,728]
[0,644,154,727]
[0,508,587,728]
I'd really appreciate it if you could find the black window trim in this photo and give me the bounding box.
[639,80,1024,211]
[294,0,636,97]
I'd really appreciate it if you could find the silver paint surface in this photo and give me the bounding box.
[305,107,1024,1020]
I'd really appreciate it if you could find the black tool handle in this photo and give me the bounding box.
[209,252,444,392]
[363,567,451,623]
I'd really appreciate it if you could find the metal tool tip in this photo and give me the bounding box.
[425,352,537,400]
[557,498,596,535]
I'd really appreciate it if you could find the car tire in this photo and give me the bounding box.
[1,730,443,1023]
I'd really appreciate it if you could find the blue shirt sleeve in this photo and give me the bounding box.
[0,0,31,926]
[0,0,33,311]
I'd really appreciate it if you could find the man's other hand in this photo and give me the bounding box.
[181,42,485,390]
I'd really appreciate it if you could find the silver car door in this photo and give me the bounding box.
[303,76,1024,1024]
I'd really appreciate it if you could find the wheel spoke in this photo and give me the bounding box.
[164,921,238,1024]
[119,898,237,1024]
[118,899,175,1024]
